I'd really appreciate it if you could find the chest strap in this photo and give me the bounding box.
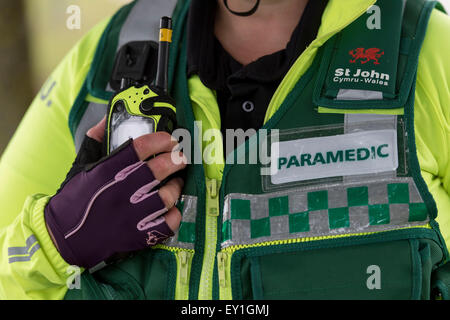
[69,0,179,151]
[313,0,444,113]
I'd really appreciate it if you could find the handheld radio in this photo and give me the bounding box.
[106,17,176,155]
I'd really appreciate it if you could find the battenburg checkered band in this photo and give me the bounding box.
[163,195,197,250]
[221,177,429,248]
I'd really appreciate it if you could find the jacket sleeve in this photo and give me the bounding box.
[0,18,109,299]
[415,8,450,249]
[0,195,72,299]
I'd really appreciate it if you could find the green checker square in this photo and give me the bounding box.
[409,203,428,222]
[222,220,232,242]
[269,196,289,217]
[289,212,310,233]
[176,200,185,215]
[230,199,251,220]
[251,217,271,239]
[387,183,410,204]
[347,187,368,207]
[368,204,390,225]
[307,190,328,211]
[328,207,350,229]
[177,222,196,244]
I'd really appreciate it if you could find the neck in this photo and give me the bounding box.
[214,0,310,65]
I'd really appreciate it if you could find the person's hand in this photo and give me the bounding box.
[44,118,185,269]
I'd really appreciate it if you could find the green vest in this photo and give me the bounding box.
[65,0,450,300]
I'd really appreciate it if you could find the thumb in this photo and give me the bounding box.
[86,117,106,143]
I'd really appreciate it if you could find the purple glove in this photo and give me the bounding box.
[45,138,174,269]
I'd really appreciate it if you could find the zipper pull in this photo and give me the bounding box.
[207,179,219,216]
[179,251,191,285]
[217,252,227,288]
[209,179,217,198]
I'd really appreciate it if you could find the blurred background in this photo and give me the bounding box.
[0,0,131,156]
[0,0,449,156]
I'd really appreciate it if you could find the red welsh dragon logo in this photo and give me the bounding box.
[349,48,384,65]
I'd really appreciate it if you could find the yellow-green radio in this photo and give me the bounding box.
[106,16,176,154]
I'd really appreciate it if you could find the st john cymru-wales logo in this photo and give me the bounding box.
[349,48,384,65]
[332,47,389,86]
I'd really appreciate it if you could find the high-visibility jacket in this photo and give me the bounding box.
[0,0,450,300]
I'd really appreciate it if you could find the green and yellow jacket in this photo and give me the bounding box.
[1,0,450,300]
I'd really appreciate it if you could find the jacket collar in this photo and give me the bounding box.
[318,0,377,40]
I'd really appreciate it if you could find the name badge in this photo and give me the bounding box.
[271,129,398,185]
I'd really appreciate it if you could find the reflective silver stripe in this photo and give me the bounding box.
[8,236,40,264]
[8,245,40,263]
[344,113,396,129]
[336,89,383,100]
[8,256,31,263]
[105,0,178,92]
[28,243,41,256]
[7,247,28,256]
[221,177,428,249]
[7,235,38,256]
[75,102,108,152]
[164,195,197,250]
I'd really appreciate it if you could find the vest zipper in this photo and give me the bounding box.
[175,250,192,300]
[217,251,232,299]
[198,178,220,299]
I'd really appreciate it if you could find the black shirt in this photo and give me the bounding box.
[187,0,327,140]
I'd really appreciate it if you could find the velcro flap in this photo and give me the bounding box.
[313,0,408,112]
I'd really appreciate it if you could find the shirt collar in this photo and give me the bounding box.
[186,0,329,89]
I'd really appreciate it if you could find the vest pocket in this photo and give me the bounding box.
[236,238,442,300]
[65,249,177,300]
[431,261,450,300]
